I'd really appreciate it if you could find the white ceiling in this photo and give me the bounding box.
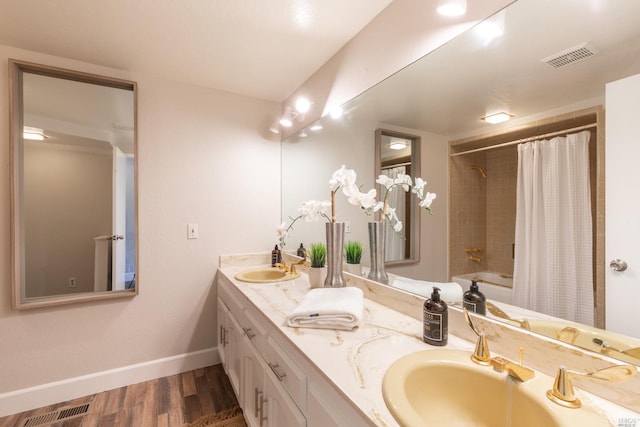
[0,0,392,102]
[334,0,640,138]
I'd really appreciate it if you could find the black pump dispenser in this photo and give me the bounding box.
[271,245,282,267]
[463,280,486,315]
[423,287,448,346]
[297,243,307,259]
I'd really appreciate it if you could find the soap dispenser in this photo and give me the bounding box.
[423,287,448,346]
[463,280,486,315]
[296,243,307,259]
[271,245,282,267]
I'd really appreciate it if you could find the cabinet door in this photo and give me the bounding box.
[242,340,265,427]
[264,369,306,427]
[226,311,243,397]
[216,297,229,368]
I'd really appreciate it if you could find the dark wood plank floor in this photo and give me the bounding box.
[0,364,238,427]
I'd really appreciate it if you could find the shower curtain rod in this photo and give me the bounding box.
[449,122,597,157]
[381,161,412,169]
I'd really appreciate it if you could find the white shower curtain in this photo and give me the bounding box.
[512,130,594,325]
[383,166,406,261]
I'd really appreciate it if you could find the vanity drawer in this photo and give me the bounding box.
[266,336,307,411]
[243,307,267,357]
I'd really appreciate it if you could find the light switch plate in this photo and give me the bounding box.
[187,223,199,239]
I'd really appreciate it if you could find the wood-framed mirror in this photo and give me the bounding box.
[374,128,421,265]
[9,59,138,309]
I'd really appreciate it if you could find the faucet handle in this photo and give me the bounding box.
[547,365,637,408]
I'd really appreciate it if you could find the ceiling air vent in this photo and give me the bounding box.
[20,403,91,427]
[542,43,597,68]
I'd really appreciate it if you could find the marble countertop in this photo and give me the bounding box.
[218,257,639,426]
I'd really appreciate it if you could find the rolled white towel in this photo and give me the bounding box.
[287,287,363,331]
[391,277,463,304]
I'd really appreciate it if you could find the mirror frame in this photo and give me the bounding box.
[374,128,421,266]
[9,59,138,309]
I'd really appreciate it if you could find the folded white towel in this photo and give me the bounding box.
[391,277,463,304]
[287,287,364,331]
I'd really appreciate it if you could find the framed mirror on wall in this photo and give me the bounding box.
[9,59,138,309]
[374,128,421,265]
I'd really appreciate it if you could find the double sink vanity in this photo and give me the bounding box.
[217,253,640,426]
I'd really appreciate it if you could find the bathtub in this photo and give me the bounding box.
[452,272,513,305]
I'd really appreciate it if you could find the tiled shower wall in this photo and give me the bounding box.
[449,147,517,278]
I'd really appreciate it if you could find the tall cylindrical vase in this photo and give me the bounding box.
[324,222,346,288]
[367,221,388,284]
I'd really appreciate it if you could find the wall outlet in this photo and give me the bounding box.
[68,277,77,288]
[345,221,351,233]
[187,223,199,239]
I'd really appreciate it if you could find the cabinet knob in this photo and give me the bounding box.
[610,259,628,272]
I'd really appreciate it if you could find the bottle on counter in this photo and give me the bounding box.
[463,280,486,315]
[296,243,307,259]
[423,287,448,346]
[271,244,282,267]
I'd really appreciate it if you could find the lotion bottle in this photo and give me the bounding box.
[423,287,448,346]
[463,280,486,315]
[271,245,282,267]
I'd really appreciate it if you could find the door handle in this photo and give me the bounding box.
[610,259,628,272]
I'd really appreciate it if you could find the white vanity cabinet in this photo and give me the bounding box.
[217,273,374,427]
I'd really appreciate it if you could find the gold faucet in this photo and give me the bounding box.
[465,247,483,263]
[490,353,535,382]
[464,308,491,365]
[485,301,531,330]
[274,262,296,274]
[547,364,637,408]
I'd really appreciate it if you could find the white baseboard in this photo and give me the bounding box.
[0,346,220,418]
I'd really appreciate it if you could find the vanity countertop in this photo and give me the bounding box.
[218,257,639,426]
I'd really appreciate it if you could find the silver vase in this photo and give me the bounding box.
[367,221,388,284]
[324,222,346,288]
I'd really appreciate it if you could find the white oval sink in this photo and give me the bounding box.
[382,349,611,426]
[235,267,300,283]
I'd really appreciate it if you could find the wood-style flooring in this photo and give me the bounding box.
[0,364,238,427]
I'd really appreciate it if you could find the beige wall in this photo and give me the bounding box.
[0,45,280,397]
[24,142,112,297]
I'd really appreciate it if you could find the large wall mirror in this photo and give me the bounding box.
[282,0,640,365]
[9,60,138,309]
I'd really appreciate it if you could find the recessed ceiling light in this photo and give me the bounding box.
[389,140,408,150]
[310,122,323,131]
[279,106,293,127]
[482,112,513,124]
[295,97,311,114]
[329,106,343,119]
[437,0,467,17]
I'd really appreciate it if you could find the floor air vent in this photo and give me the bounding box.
[20,403,91,427]
[542,43,597,68]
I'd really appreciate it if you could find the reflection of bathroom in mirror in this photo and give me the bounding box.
[10,60,138,309]
[281,0,640,364]
[375,128,420,265]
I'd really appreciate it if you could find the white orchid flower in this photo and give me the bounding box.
[412,177,426,198]
[298,200,331,222]
[329,165,357,191]
[276,222,287,239]
[393,221,403,233]
[394,173,412,191]
[376,174,395,189]
[419,192,437,209]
